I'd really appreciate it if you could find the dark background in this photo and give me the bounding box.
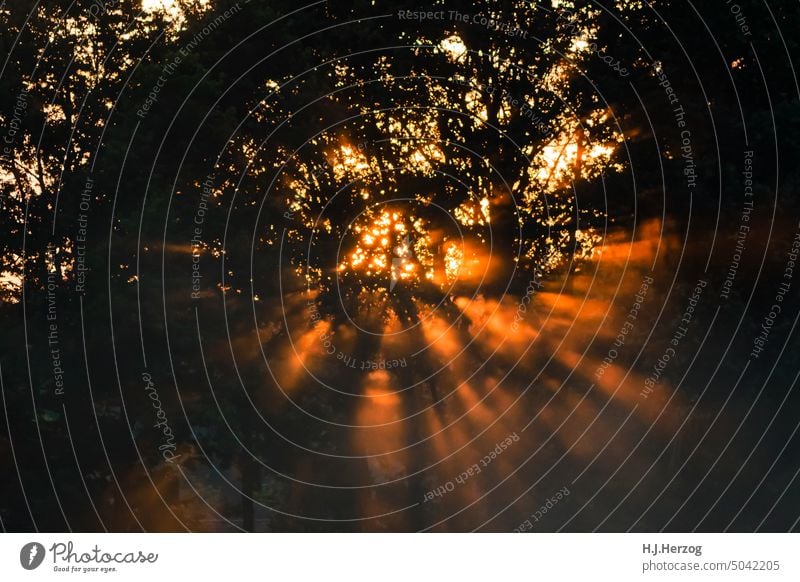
[0,0,799,532]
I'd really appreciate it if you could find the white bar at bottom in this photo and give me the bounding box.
[0,533,796,581]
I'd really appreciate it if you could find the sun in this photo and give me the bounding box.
[339,209,438,287]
